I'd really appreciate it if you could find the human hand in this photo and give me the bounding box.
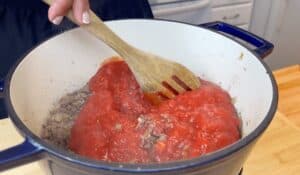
[48,0,90,25]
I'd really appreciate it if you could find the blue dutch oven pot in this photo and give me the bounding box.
[0,21,277,175]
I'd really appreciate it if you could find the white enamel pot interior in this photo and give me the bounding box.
[3,19,277,175]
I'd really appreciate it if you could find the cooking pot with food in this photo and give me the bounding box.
[0,20,277,175]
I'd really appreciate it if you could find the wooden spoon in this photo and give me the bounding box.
[43,0,200,99]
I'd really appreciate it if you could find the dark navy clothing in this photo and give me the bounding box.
[0,0,153,116]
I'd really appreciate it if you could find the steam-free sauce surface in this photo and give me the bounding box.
[69,59,240,163]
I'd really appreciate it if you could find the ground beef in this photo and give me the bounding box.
[41,59,240,163]
[41,85,90,149]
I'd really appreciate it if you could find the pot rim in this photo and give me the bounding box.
[4,18,278,173]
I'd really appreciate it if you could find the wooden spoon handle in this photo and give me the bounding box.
[82,12,134,58]
[42,0,134,59]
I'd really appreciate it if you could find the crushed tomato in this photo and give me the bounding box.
[68,59,241,163]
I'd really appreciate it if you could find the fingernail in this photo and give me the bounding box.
[82,11,90,24]
[52,16,63,25]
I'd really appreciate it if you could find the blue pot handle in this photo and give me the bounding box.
[200,21,274,58]
[0,79,43,171]
[0,79,3,97]
[0,139,43,172]
[0,79,7,119]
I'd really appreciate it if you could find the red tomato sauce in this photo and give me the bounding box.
[68,59,241,163]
